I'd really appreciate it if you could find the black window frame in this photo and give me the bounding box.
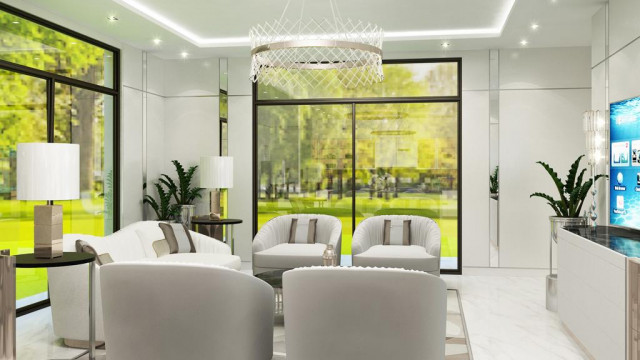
[0,2,121,315]
[252,58,463,274]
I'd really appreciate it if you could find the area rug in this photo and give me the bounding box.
[272,289,472,360]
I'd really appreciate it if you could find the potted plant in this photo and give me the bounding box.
[160,160,204,228]
[490,166,499,200]
[530,155,607,312]
[530,155,607,238]
[143,182,180,221]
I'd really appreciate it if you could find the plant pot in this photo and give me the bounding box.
[177,205,196,229]
[549,216,587,244]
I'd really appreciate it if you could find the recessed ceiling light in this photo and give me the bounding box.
[153,38,162,45]
[107,15,119,22]
[441,42,451,49]
[180,51,189,58]
[520,39,529,46]
[531,23,539,30]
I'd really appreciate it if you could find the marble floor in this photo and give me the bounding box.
[15,272,591,360]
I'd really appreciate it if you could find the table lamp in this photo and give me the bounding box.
[17,143,79,258]
[200,156,233,217]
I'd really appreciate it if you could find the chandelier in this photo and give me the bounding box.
[249,0,384,89]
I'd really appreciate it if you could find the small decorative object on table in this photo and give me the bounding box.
[323,244,337,266]
[530,154,608,311]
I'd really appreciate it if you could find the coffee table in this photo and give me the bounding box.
[255,269,288,320]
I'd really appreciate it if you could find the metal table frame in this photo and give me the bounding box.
[191,218,242,254]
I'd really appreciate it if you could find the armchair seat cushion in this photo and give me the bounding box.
[353,245,439,273]
[142,253,242,270]
[254,243,326,269]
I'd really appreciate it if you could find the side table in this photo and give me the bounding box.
[15,252,96,360]
[191,218,242,254]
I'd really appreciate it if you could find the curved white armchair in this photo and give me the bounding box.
[252,214,342,275]
[352,215,441,276]
[283,267,447,360]
[100,262,274,360]
[48,221,239,345]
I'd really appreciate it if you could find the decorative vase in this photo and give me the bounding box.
[177,205,196,229]
[323,244,336,266]
[546,216,587,312]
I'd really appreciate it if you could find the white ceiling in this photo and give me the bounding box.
[20,0,605,58]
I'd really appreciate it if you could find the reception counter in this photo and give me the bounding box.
[558,226,640,360]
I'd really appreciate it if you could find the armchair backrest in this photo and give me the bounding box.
[255,214,342,246]
[283,267,447,360]
[352,215,440,256]
[100,262,274,360]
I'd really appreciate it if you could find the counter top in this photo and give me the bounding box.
[564,225,640,258]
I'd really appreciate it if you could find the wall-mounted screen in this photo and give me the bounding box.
[610,96,640,229]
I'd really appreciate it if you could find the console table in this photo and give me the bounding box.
[558,226,640,360]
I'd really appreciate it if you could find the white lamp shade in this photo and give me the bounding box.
[17,143,80,201]
[200,156,233,189]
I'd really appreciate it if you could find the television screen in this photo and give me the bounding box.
[610,96,640,229]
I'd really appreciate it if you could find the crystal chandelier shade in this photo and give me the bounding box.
[249,1,384,89]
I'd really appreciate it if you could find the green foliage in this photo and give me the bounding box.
[530,155,608,217]
[161,160,204,205]
[489,166,499,194]
[143,182,180,220]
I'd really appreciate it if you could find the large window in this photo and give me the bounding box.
[255,59,462,273]
[0,4,119,310]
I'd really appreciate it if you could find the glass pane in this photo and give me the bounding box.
[258,62,458,100]
[54,83,114,236]
[220,92,228,119]
[0,9,114,88]
[257,105,353,256]
[355,102,459,270]
[0,69,48,305]
[221,121,228,156]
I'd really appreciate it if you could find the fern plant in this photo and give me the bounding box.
[143,182,180,220]
[160,160,204,205]
[530,155,607,217]
[490,166,499,194]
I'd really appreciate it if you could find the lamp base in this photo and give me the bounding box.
[34,205,63,259]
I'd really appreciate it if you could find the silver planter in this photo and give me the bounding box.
[546,216,586,312]
[177,205,196,229]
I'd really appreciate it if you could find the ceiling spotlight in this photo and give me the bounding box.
[153,38,162,45]
[531,23,539,30]
[441,42,451,49]
[180,51,189,58]
[107,15,118,22]
[520,39,529,46]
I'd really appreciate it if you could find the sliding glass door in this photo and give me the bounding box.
[254,58,462,272]
[0,4,119,310]
[257,105,354,252]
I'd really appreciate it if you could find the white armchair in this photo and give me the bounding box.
[283,266,447,360]
[48,221,240,345]
[252,214,342,275]
[101,262,274,360]
[352,215,441,276]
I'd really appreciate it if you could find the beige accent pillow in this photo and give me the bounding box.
[158,222,196,254]
[382,219,411,246]
[152,239,171,257]
[75,240,114,265]
[288,218,318,244]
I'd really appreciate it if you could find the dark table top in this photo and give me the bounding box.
[15,252,95,268]
[254,269,289,288]
[191,217,243,225]
[564,225,640,258]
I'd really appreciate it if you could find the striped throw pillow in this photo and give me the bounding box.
[382,219,411,246]
[288,218,318,244]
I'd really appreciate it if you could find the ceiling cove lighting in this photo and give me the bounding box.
[249,0,384,89]
[111,0,516,48]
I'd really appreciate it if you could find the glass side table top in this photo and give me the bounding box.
[254,269,289,288]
